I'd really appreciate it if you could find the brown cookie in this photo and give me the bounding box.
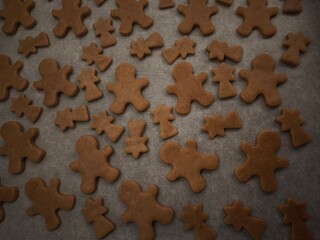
[111,0,153,36]
[90,110,125,142]
[82,43,112,72]
[281,32,310,67]
[0,0,36,35]
[235,130,288,192]
[151,104,177,139]
[212,63,237,99]
[283,0,302,14]
[162,36,196,65]
[180,204,216,240]
[177,0,218,36]
[118,180,174,240]
[206,40,243,63]
[0,178,19,223]
[125,120,148,159]
[236,0,279,37]
[159,0,175,9]
[224,200,267,240]
[93,18,117,48]
[202,111,242,139]
[239,54,287,107]
[166,61,214,115]
[54,105,90,132]
[52,0,91,38]
[216,0,232,7]
[81,198,115,239]
[70,135,120,194]
[160,139,218,193]
[33,58,78,107]
[278,197,315,240]
[94,0,106,7]
[25,177,75,230]
[77,68,103,102]
[0,55,29,102]
[107,63,149,114]
[0,121,45,174]
[18,32,50,58]
[10,93,43,123]
[276,109,312,148]
[130,32,164,60]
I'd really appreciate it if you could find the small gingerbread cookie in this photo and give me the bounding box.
[276,108,312,148]
[25,177,75,230]
[0,0,36,35]
[0,55,29,102]
[81,198,115,239]
[82,43,112,72]
[118,180,174,240]
[162,36,196,65]
[70,135,120,194]
[54,105,90,132]
[177,0,218,36]
[0,121,45,174]
[167,61,213,115]
[206,40,243,63]
[10,93,42,123]
[236,0,279,38]
[212,63,237,99]
[130,32,164,60]
[34,58,78,107]
[224,200,267,240]
[0,178,19,223]
[180,204,216,240]
[107,63,149,114]
[151,104,177,139]
[235,130,288,192]
[77,68,103,102]
[125,120,148,159]
[239,54,287,107]
[111,0,153,36]
[93,18,117,48]
[160,139,218,193]
[52,0,91,38]
[283,0,302,14]
[18,32,50,58]
[281,32,310,67]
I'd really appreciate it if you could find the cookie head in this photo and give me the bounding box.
[173,62,193,79]
[25,178,43,199]
[115,63,135,79]
[259,131,281,151]
[118,180,140,203]
[39,59,56,75]
[76,135,97,155]
[252,54,275,71]
[0,122,20,139]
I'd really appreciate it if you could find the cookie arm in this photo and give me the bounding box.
[275,74,288,84]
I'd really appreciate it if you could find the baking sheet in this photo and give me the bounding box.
[0,0,319,239]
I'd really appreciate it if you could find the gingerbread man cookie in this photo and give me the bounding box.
[93,18,117,48]
[177,0,218,36]
[52,0,91,38]
[70,135,120,194]
[10,94,42,123]
[25,177,75,230]
[162,36,196,65]
[239,54,287,107]
[0,0,36,35]
[236,0,279,38]
[81,198,115,239]
[81,43,112,72]
[160,139,218,193]
[33,58,79,107]
[111,0,153,36]
[180,204,216,240]
[125,120,148,159]
[107,63,149,114]
[235,130,288,192]
[167,61,213,115]
[0,55,29,102]
[276,108,312,147]
[0,121,45,174]
[224,200,267,240]
[0,178,19,222]
[18,32,50,58]
[118,180,174,240]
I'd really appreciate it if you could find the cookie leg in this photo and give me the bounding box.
[72,23,87,37]
[260,172,277,192]
[138,222,155,240]
[259,23,277,38]
[80,175,96,193]
[189,174,206,193]
[119,19,133,36]
[199,20,215,36]
[8,157,24,174]
[237,22,253,37]
[109,99,127,114]
[240,88,258,104]
[1,20,18,35]
[132,96,149,112]
[22,15,36,29]
[53,23,68,38]
[196,92,214,108]
[178,20,194,35]
[137,15,153,29]
[263,91,281,107]
[44,211,61,230]
[175,98,190,115]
